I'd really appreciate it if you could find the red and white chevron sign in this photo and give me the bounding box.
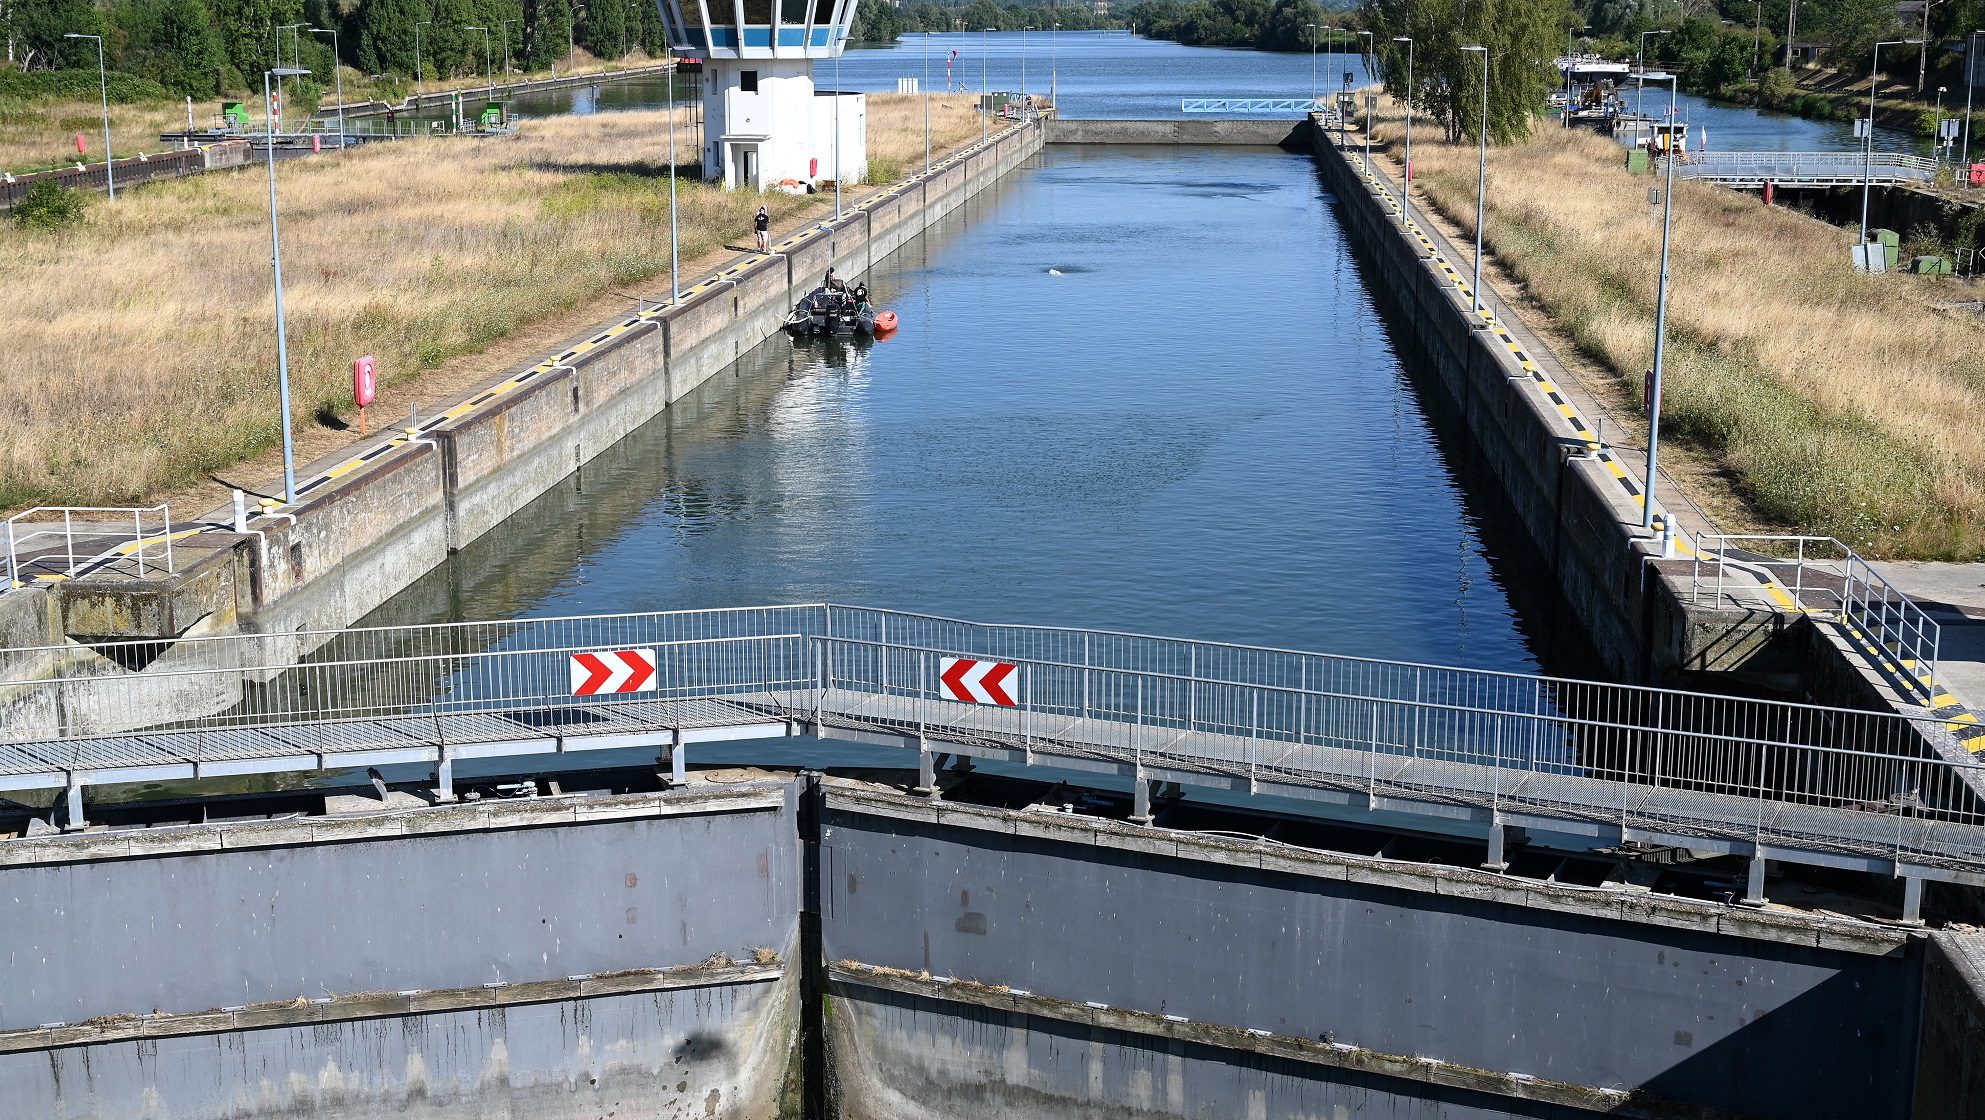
[939,657,1018,706]
[569,648,658,696]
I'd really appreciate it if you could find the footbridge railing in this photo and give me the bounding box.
[1660,150,1937,187]
[3,604,1984,880]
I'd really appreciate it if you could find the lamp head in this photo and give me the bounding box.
[268,67,310,77]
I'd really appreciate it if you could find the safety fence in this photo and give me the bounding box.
[1659,150,1937,186]
[1691,534,1941,696]
[3,505,176,590]
[4,604,1984,870]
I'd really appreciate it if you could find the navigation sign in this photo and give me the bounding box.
[569,648,658,695]
[939,657,1018,706]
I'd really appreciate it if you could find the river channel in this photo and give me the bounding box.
[364,140,1544,675]
[510,30,1918,150]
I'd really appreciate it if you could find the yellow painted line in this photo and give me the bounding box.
[1934,693,1960,708]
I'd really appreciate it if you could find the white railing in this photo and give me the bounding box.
[3,505,175,590]
[1690,534,1942,697]
[3,604,1984,870]
[1661,150,1937,184]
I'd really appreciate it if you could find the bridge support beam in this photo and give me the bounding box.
[1901,875,1925,926]
[1742,854,1768,907]
[61,773,86,832]
[916,746,936,797]
[664,729,687,788]
[434,748,455,804]
[1482,821,1508,872]
[1130,775,1153,824]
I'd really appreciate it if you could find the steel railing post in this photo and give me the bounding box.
[63,509,74,575]
[4,519,15,589]
[880,615,889,694]
[813,640,824,730]
[1187,646,1196,733]
[1135,675,1144,769]
[1023,664,1032,754]
[1082,633,1091,720]
[1368,700,1379,806]
[919,649,928,743]
[1249,690,1259,790]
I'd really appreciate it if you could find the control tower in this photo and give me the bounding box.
[655,0,868,192]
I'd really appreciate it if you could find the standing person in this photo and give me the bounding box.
[754,205,770,252]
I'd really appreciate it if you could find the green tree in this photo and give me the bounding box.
[356,0,425,74]
[1818,0,1901,74]
[6,0,103,70]
[112,0,228,95]
[1363,0,1574,142]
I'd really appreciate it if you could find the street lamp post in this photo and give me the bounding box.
[1358,30,1373,173]
[923,31,933,174]
[1638,29,1670,117]
[1393,35,1414,233]
[1967,30,1983,169]
[834,39,843,218]
[1462,45,1488,317]
[465,26,493,92]
[263,66,311,507]
[415,21,432,100]
[1751,0,1762,76]
[1862,39,1922,251]
[1308,23,1317,103]
[982,27,993,143]
[310,28,344,148]
[1022,27,1030,98]
[1052,20,1059,109]
[502,18,519,81]
[668,55,679,302]
[62,34,112,201]
[1640,70,1678,535]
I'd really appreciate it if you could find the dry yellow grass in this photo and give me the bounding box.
[0,93,984,510]
[1366,113,1985,560]
[0,97,197,176]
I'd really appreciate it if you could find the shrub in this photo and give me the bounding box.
[9,179,92,231]
[0,69,174,105]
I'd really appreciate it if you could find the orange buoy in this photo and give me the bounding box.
[874,310,899,333]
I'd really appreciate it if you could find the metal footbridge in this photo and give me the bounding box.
[4,606,1984,898]
[1660,150,1937,188]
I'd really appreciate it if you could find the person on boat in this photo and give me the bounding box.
[824,267,845,292]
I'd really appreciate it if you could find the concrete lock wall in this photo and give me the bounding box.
[1,124,1046,739]
[819,790,1923,1120]
[0,783,804,1120]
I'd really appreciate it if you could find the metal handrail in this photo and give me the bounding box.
[1690,533,1943,696]
[6,605,1985,868]
[3,505,174,589]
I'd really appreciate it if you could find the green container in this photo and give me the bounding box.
[1872,229,1901,270]
[1911,254,1954,275]
[1626,149,1650,174]
[221,102,250,129]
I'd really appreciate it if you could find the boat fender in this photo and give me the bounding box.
[874,310,899,333]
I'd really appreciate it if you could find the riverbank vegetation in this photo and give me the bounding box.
[1361,0,1574,143]
[1386,123,1985,559]
[0,94,985,511]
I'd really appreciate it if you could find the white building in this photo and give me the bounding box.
[655,0,867,192]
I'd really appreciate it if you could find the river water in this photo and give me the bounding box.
[369,140,1542,673]
[511,30,1918,150]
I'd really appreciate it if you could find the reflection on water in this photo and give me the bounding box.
[365,144,1540,675]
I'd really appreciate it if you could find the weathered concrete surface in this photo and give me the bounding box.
[820,787,1921,1120]
[1045,117,1308,147]
[0,783,800,1031]
[1,972,794,1120]
[831,969,1647,1120]
[1914,928,1985,1120]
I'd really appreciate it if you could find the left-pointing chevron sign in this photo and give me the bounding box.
[569,648,658,696]
[939,657,1018,706]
